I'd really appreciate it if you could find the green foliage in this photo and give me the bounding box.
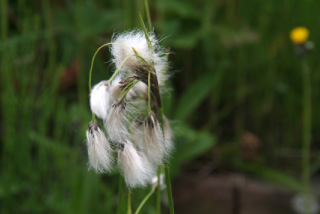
[171,123,216,176]
[174,65,225,120]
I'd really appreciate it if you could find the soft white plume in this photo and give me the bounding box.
[105,99,129,143]
[110,30,168,86]
[90,81,111,120]
[109,75,123,100]
[118,140,154,188]
[130,118,145,149]
[132,81,147,97]
[86,121,113,173]
[144,113,166,165]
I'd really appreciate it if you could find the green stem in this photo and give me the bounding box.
[138,13,153,52]
[88,42,127,92]
[301,59,312,214]
[127,191,132,214]
[134,19,174,211]
[134,187,156,214]
[88,43,134,121]
[157,107,174,214]
[89,43,113,93]
[144,0,152,31]
[121,80,139,99]
[109,54,135,82]
[88,43,113,121]
[164,157,174,214]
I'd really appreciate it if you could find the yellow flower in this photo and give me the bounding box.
[290,27,309,44]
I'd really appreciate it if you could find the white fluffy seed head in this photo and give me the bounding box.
[117,140,155,188]
[144,113,166,166]
[111,31,156,71]
[90,81,111,120]
[132,81,147,97]
[110,30,168,86]
[110,75,123,100]
[130,118,145,149]
[105,99,129,143]
[86,121,113,173]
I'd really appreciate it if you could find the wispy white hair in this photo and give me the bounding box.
[110,30,168,86]
[144,113,166,166]
[118,140,155,188]
[86,121,113,173]
[90,81,111,120]
[104,99,130,143]
[130,118,145,149]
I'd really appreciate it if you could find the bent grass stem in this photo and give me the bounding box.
[134,187,156,214]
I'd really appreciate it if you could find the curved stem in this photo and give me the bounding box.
[89,43,113,93]
[109,54,135,82]
[120,80,139,99]
[88,42,115,121]
[134,187,156,214]
[88,42,127,93]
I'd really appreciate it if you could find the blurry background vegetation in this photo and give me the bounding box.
[1,0,320,213]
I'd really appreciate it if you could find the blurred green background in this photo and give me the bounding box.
[1,0,320,213]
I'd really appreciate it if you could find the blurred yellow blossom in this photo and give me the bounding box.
[290,27,309,44]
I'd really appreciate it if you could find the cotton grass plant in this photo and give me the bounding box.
[85,13,174,214]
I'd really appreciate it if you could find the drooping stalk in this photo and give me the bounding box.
[88,43,135,121]
[89,43,113,93]
[120,80,139,99]
[109,54,135,82]
[88,43,113,121]
[134,187,156,214]
[88,42,129,94]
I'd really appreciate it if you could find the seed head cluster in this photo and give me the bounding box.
[85,30,173,188]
